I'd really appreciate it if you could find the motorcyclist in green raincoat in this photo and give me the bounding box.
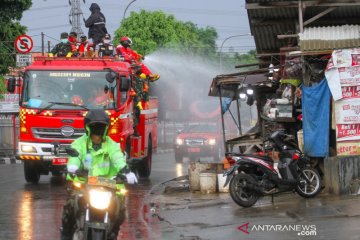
[61,109,137,240]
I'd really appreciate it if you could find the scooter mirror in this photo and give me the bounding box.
[66,147,80,157]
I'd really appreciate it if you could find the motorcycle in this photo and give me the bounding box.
[223,130,322,208]
[65,147,127,240]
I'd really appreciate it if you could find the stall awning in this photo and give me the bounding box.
[208,69,272,98]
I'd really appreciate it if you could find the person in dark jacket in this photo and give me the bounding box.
[85,3,108,46]
[49,32,72,57]
[95,33,116,58]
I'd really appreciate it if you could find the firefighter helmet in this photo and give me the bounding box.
[120,36,132,47]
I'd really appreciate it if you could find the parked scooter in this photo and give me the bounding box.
[223,130,321,208]
[65,147,127,240]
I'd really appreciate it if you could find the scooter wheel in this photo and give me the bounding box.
[296,167,322,198]
[229,173,259,207]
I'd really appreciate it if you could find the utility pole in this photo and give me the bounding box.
[69,0,85,36]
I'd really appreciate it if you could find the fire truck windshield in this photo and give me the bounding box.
[22,70,118,110]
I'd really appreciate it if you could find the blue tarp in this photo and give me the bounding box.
[221,97,232,114]
[302,78,331,157]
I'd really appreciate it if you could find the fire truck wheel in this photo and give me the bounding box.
[51,170,62,177]
[24,161,40,184]
[138,136,152,178]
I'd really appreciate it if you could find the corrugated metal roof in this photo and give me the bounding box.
[245,1,360,55]
[299,25,360,41]
[299,25,360,51]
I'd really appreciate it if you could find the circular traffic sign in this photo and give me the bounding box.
[14,34,33,54]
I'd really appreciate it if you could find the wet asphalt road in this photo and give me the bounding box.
[2,153,360,240]
[0,152,188,240]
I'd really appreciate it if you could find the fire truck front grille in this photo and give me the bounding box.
[32,128,85,140]
[41,144,70,154]
[185,139,205,146]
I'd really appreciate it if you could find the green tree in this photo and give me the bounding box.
[0,0,32,75]
[114,10,217,57]
[0,76,6,94]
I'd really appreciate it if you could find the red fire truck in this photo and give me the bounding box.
[7,57,158,183]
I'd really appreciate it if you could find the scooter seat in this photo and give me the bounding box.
[243,154,274,163]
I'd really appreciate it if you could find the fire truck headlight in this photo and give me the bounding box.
[208,139,216,145]
[21,145,37,153]
[176,138,184,145]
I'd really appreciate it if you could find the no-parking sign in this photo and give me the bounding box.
[14,34,33,54]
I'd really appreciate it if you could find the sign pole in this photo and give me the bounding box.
[41,32,44,56]
[12,114,16,156]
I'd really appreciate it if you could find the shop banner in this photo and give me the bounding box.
[336,141,360,156]
[336,124,360,141]
[325,48,360,101]
[342,86,360,99]
[337,66,360,86]
[335,98,360,124]
[0,94,19,113]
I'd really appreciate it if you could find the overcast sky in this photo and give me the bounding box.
[21,0,255,54]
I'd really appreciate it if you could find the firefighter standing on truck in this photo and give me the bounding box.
[116,36,160,82]
[85,3,108,46]
[95,33,115,58]
[77,35,89,57]
[49,32,72,57]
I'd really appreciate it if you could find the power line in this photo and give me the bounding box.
[27,5,69,11]
[28,24,70,31]
[23,14,68,21]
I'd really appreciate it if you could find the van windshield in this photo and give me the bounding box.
[22,70,118,110]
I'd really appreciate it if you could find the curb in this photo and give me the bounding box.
[156,148,174,154]
[149,175,188,195]
[0,158,22,164]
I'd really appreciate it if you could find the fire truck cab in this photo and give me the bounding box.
[7,57,158,183]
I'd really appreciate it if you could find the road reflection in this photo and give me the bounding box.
[18,191,33,240]
[118,181,161,240]
[176,163,183,177]
[15,178,66,240]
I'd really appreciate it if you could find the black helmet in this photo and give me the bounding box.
[60,32,69,39]
[70,31,77,37]
[84,109,110,136]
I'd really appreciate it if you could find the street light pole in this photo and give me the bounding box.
[122,0,137,22]
[219,33,251,72]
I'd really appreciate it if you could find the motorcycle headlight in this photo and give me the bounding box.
[208,139,216,145]
[89,189,112,210]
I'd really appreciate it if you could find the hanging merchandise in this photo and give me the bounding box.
[284,57,302,79]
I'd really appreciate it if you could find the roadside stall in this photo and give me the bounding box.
[208,51,332,158]
[208,68,277,154]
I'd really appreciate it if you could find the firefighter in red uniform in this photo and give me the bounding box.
[68,32,79,56]
[77,35,89,57]
[116,36,160,82]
